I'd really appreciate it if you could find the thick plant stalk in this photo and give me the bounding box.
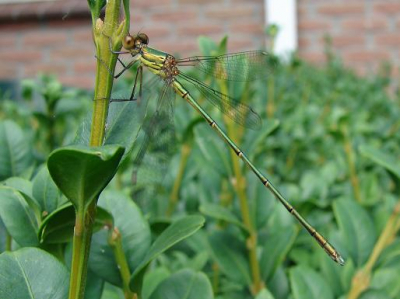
[68,1,129,298]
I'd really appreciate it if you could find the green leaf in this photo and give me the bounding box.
[142,268,171,299]
[208,231,251,286]
[0,186,39,247]
[87,0,107,20]
[255,288,276,299]
[195,125,231,177]
[101,283,125,299]
[260,226,297,281]
[289,265,334,299]
[268,267,290,299]
[130,215,205,291]
[377,239,400,268]
[198,36,218,56]
[2,177,33,199]
[0,120,34,180]
[0,247,69,299]
[359,145,400,180]
[199,202,246,231]
[32,165,62,215]
[38,203,113,244]
[148,269,213,299]
[85,270,105,299]
[333,199,376,266]
[89,191,151,286]
[47,144,124,213]
[358,290,391,299]
[244,119,279,155]
[370,267,400,298]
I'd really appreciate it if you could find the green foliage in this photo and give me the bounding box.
[47,145,124,213]
[0,247,69,299]
[0,32,400,299]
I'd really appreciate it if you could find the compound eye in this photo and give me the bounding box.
[123,35,135,50]
[137,33,149,45]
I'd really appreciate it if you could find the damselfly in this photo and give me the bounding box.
[103,32,345,265]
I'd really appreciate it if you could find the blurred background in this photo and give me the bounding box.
[0,0,399,90]
[1,1,400,299]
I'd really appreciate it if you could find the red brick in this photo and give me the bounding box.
[330,35,365,47]
[129,14,145,25]
[298,51,326,64]
[228,38,256,52]
[373,2,400,14]
[205,6,255,19]
[74,61,96,74]
[153,41,198,56]
[343,50,390,62]
[341,18,388,31]
[230,23,264,35]
[59,75,95,89]
[0,63,18,80]
[0,35,17,48]
[131,0,171,8]
[50,47,94,61]
[46,18,91,29]
[0,22,40,32]
[72,29,93,43]
[297,5,307,17]
[298,20,330,31]
[178,24,223,36]
[298,37,311,48]
[22,32,67,47]
[0,50,42,62]
[135,27,171,39]
[231,0,263,3]
[151,9,198,23]
[317,3,364,15]
[375,34,400,46]
[177,0,217,3]
[24,63,67,77]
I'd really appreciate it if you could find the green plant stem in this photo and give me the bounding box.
[68,206,96,299]
[68,1,128,298]
[167,143,192,216]
[212,262,220,294]
[266,76,275,119]
[219,82,263,295]
[109,227,135,299]
[347,200,400,299]
[341,125,362,203]
[5,232,12,251]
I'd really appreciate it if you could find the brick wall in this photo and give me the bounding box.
[0,0,265,89]
[0,0,399,90]
[298,0,400,77]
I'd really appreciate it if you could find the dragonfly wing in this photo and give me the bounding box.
[176,51,273,82]
[131,83,176,206]
[179,73,261,130]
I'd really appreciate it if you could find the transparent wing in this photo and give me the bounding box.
[131,83,176,201]
[176,51,273,82]
[179,72,261,130]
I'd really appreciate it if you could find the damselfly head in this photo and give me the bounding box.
[136,33,149,45]
[122,34,135,50]
[123,33,149,50]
